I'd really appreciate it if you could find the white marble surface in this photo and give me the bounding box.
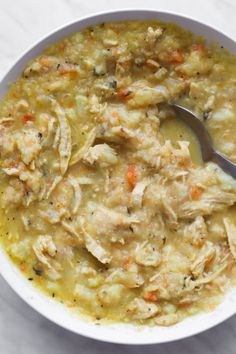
[0,0,236,352]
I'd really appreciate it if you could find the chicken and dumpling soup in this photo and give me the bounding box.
[1,21,236,326]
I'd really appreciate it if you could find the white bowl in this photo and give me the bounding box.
[0,9,236,345]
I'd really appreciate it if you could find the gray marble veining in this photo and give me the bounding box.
[0,0,236,353]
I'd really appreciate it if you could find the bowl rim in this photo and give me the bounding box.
[0,8,236,345]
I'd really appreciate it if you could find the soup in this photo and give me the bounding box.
[0,21,236,326]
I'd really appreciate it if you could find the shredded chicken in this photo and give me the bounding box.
[155,314,179,326]
[61,220,83,243]
[16,129,42,165]
[68,177,82,214]
[145,26,163,45]
[184,216,207,246]
[70,127,97,166]
[127,298,159,320]
[33,235,57,268]
[52,102,72,175]
[84,231,111,264]
[191,242,216,278]
[83,143,118,167]
[45,176,63,199]
[224,218,236,259]
[44,115,56,147]
[87,204,139,237]
[135,242,161,267]
[131,178,151,207]
[1,179,25,208]
[127,83,169,108]
[178,192,236,219]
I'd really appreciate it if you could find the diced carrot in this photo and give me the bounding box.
[7,159,18,168]
[39,56,50,66]
[143,291,158,302]
[12,92,20,99]
[59,69,77,76]
[22,114,35,124]
[58,40,68,52]
[168,49,185,64]
[205,254,214,268]
[123,60,131,69]
[178,156,188,167]
[113,242,123,249]
[163,277,169,289]
[59,63,78,77]
[118,88,133,100]
[25,138,34,147]
[190,185,203,200]
[56,202,63,209]
[124,256,134,271]
[111,111,119,117]
[126,164,137,190]
[2,120,13,127]
[19,263,26,272]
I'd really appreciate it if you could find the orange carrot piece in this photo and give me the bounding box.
[58,40,68,52]
[111,111,119,117]
[190,185,203,200]
[179,301,192,308]
[126,164,137,190]
[19,263,26,272]
[7,159,18,168]
[59,69,77,76]
[39,56,50,66]
[168,49,185,64]
[163,277,169,289]
[22,114,35,124]
[118,88,133,100]
[143,292,158,302]
[2,120,13,127]
[124,256,134,271]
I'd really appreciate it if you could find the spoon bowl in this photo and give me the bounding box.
[172,104,236,178]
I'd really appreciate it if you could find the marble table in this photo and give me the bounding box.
[0,0,236,353]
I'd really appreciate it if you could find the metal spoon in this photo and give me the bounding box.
[172,104,236,178]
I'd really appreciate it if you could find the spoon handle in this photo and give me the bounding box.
[212,150,236,178]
